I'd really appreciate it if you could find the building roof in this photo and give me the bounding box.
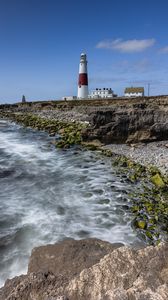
[124,87,144,93]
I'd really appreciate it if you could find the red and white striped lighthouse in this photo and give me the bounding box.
[77,53,89,99]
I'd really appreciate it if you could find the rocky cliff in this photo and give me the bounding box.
[1,95,168,144]
[81,97,168,144]
[0,238,168,300]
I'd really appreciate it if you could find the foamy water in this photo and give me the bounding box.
[0,119,142,287]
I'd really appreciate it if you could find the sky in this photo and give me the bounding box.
[0,0,168,103]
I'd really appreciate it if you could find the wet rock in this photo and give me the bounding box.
[151,173,165,188]
[135,220,147,230]
[81,139,103,150]
[0,239,168,300]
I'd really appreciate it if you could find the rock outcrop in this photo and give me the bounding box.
[82,104,168,144]
[0,238,168,300]
[1,95,168,144]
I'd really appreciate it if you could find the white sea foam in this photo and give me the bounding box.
[0,120,142,287]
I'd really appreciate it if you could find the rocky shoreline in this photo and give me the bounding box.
[1,95,168,175]
[30,109,168,177]
[0,101,168,242]
[103,141,168,176]
[1,107,168,178]
[0,97,168,299]
[31,107,168,176]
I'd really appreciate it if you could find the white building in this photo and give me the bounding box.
[124,87,144,97]
[62,96,77,101]
[89,88,114,99]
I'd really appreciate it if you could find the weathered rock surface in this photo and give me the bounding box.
[28,238,122,278]
[1,95,168,144]
[83,106,168,144]
[0,239,168,300]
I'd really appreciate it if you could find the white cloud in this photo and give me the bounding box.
[159,46,168,54]
[96,38,155,53]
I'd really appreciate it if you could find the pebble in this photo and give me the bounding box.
[34,110,90,123]
[104,142,168,176]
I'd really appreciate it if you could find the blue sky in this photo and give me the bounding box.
[0,0,168,103]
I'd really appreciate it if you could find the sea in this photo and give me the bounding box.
[0,119,144,287]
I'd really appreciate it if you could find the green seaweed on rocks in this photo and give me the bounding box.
[151,173,165,188]
[1,112,88,149]
[57,123,86,148]
[134,220,147,230]
[81,140,103,151]
[129,184,168,244]
[101,147,168,244]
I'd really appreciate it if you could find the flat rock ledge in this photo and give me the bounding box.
[0,238,168,300]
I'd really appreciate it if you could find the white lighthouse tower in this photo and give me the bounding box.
[77,53,89,99]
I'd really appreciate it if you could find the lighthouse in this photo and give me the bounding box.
[77,53,89,99]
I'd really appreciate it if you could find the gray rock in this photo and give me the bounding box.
[0,239,168,300]
[28,238,122,277]
[83,106,168,144]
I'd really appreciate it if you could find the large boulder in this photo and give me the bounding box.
[0,238,122,300]
[28,238,122,277]
[0,239,168,300]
